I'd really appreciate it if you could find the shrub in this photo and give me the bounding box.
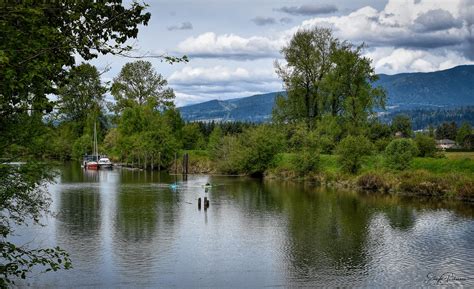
[398,170,449,197]
[456,180,474,201]
[357,173,389,192]
[291,149,320,176]
[384,138,419,170]
[336,135,373,174]
[374,137,392,153]
[414,134,437,157]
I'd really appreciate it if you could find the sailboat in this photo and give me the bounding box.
[83,122,99,170]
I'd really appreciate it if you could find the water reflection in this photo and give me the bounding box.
[16,163,474,287]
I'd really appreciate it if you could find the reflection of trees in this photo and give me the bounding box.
[57,189,101,236]
[56,188,102,267]
[264,181,371,277]
[112,185,179,280]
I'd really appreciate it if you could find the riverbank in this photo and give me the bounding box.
[267,152,474,202]
[172,151,474,202]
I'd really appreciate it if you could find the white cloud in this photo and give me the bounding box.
[177,0,471,61]
[169,66,276,84]
[169,66,281,106]
[176,32,286,60]
[366,47,474,74]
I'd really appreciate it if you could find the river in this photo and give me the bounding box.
[13,163,474,287]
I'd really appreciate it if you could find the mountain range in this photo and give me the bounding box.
[179,65,474,122]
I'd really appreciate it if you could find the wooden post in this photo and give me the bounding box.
[198,197,201,210]
[174,152,177,174]
[182,153,189,175]
[185,153,189,175]
[144,153,147,170]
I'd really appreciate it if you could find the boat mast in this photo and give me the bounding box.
[94,122,98,162]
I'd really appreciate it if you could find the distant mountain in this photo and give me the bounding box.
[179,65,474,122]
[376,65,474,108]
[179,92,283,122]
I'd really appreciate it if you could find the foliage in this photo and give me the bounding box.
[390,114,412,137]
[111,60,175,113]
[207,126,223,160]
[436,121,457,140]
[273,27,385,130]
[214,135,245,174]
[114,106,179,168]
[336,135,373,174]
[378,107,474,131]
[414,134,437,157]
[290,149,320,176]
[0,163,72,286]
[182,123,206,150]
[237,126,285,175]
[367,120,392,141]
[456,122,472,146]
[384,138,419,170]
[214,126,285,175]
[57,63,106,123]
[357,172,390,192]
[0,1,151,118]
[398,170,450,197]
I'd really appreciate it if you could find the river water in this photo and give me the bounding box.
[13,163,474,287]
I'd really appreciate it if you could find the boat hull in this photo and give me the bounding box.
[86,162,98,170]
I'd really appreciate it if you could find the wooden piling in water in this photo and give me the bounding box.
[182,153,189,175]
[198,197,201,210]
[174,152,177,174]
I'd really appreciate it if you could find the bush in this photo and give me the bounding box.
[374,137,392,153]
[214,126,284,176]
[357,173,390,192]
[336,135,373,174]
[414,134,437,157]
[384,138,419,170]
[398,170,449,197]
[291,149,320,176]
[456,180,474,201]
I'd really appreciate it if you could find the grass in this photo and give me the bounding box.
[412,157,474,175]
[270,151,474,200]
[445,151,474,161]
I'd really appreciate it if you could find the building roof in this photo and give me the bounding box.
[436,139,456,144]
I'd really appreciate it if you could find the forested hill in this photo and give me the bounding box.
[376,65,474,108]
[179,65,474,122]
[179,92,282,122]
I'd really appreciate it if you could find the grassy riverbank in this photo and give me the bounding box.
[180,150,474,202]
[269,152,474,201]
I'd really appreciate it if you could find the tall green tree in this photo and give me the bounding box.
[435,121,457,140]
[57,63,106,124]
[273,27,384,130]
[456,122,472,145]
[273,28,335,127]
[111,61,175,113]
[391,114,412,137]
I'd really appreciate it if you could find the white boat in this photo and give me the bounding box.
[98,157,113,169]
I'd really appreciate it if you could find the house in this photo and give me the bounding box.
[436,139,456,149]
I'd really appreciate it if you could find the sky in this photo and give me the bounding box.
[87,0,474,106]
